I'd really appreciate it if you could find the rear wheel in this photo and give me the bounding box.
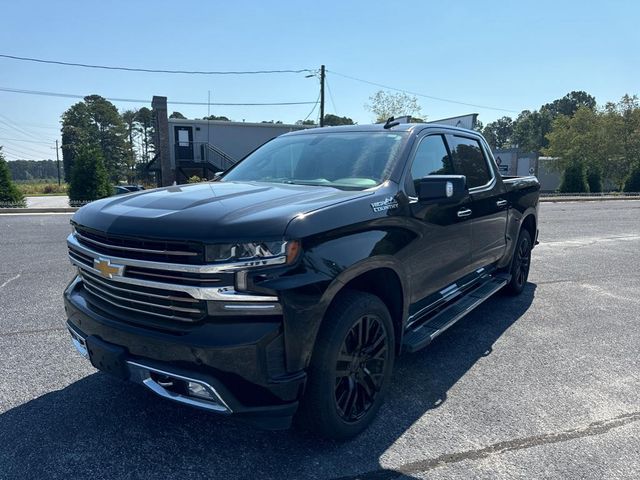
[504,229,532,295]
[297,290,395,439]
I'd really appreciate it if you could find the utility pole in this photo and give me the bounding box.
[55,139,61,186]
[320,65,325,127]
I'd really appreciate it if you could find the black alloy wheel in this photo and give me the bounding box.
[334,314,388,422]
[504,229,532,295]
[297,290,395,439]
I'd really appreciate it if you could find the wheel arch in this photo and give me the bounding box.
[316,258,408,356]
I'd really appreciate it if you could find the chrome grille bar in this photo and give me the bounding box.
[78,270,199,303]
[82,283,201,322]
[68,253,277,302]
[68,233,287,273]
[81,276,203,314]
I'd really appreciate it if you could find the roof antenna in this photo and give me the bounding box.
[383,116,400,129]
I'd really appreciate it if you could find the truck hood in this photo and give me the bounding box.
[72,181,373,242]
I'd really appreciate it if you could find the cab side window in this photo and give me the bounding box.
[409,135,453,194]
[447,135,491,188]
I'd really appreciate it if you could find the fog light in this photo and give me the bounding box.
[187,381,214,400]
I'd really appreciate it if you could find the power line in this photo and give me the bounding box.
[0,139,50,156]
[0,145,46,160]
[0,53,313,76]
[325,76,338,115]
[0,141,50,156]
[327,69,519,113]
[301,92,321,123]
[0,114,55,142]
[0,137,52,145]
[0,86,317,106]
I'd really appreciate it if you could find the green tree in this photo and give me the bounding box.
[510,91,596,153]
[323,114,355,126]
[169,111,186,119]
[512,110,553,152]
[623,166,640,192]
[295,119,316,126]
[121,109,138,183]
[61,102,93,182]
[84,95,128,182]
[586,167,603,193]
[202,115,230,121]
[365,90,422,123]
[482,116,514,149]
[559,161,589,193]
[0,148,25,206]
[135,107,155,165]
[61,95,128,183]
[68,145,112,203]
[541,91,596,118]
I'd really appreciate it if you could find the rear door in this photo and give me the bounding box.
[446,134,508,270]
[404,132,473,304]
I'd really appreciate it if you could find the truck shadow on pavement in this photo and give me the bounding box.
[0,284,536,480]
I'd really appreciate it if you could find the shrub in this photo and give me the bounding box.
[623,166,640,193]
[586,167,602,193]
[559,162,589,193]
[68,145,113,204]
[0,154,26,207]
[187,175,206,183]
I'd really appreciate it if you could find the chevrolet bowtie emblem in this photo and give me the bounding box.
[94,258,124,279]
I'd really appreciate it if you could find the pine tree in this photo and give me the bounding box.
[68,145,113,204]
[0,149,25,207]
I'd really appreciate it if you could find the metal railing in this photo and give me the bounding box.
[174,142,237,173]
[202,143,236,172]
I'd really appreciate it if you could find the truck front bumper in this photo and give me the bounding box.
[63,277,306,429]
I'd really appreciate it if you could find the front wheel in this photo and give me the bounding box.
[297,290,395,439]
[504,229,532,295]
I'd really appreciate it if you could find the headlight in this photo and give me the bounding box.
[205,240,300,265]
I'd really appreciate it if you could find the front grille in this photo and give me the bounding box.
[73,225,204,264]
[125,266,233,287]
[78,269,207,323]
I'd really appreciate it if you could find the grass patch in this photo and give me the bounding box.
[16,182,68,196]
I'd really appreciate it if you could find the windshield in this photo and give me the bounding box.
[221,131,407,189]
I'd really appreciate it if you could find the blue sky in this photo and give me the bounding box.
[0,0,638,160]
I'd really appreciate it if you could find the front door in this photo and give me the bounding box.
[404,133,473,307]
[174,126,194,161]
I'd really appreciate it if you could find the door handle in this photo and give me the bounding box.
[496,199,508,208]
[457,208,472,218]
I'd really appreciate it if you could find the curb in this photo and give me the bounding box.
[540,196,640,202]
[0,207,78,214]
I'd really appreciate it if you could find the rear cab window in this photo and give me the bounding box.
[446,135,493,189]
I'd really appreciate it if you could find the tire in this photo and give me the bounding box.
[296,290,395,440]
[503,229,532,296]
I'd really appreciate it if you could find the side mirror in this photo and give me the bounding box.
[417,175,467,202]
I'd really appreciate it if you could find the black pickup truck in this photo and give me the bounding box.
[64,122,539,438]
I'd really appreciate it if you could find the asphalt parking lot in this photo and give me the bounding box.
[1,201,639,479]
